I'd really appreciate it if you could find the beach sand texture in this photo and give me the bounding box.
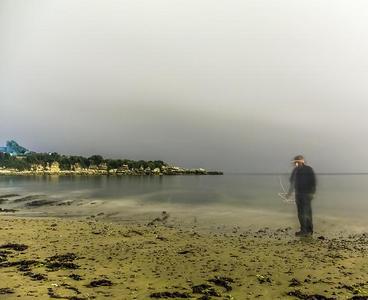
[0,213,367,300]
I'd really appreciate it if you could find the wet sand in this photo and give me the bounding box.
[0,194,368,299]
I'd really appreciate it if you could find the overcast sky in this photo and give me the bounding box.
[1,0,368,173]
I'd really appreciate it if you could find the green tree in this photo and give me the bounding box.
[88,155,104,166]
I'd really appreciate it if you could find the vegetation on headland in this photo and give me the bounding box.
[0,152,165,171]
[0,152,222,176]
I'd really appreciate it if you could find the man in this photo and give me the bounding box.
[287,155,316,237]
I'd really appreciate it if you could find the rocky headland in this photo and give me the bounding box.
[0,141,223,176]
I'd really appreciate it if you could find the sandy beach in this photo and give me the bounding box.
[0,193,367,300]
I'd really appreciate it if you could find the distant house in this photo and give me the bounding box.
[72,163,82,172]
[116,164,129,174]
[98,163,108,170]
[118,164,129,171]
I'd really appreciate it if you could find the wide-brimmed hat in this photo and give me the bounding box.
[291,155,305,162]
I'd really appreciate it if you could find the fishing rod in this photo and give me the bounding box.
[278,176,295,204]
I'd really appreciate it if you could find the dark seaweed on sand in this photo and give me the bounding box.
[86,279,113,287]
[0,243,28,251]
[150,291,192,298]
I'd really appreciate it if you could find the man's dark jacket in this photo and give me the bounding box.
[290,165,316,194]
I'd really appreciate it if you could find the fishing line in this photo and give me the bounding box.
[278,176,295,204]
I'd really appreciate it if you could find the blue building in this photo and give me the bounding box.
[0,140,29,156]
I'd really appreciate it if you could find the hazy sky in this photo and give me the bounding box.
[1,1,368,172]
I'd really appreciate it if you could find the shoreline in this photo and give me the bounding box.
[0,173,224,177]
[1,191,368,234]
[0,165,223,177]
[0,171,224,177]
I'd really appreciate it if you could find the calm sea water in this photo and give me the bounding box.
[0,174,367,221]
